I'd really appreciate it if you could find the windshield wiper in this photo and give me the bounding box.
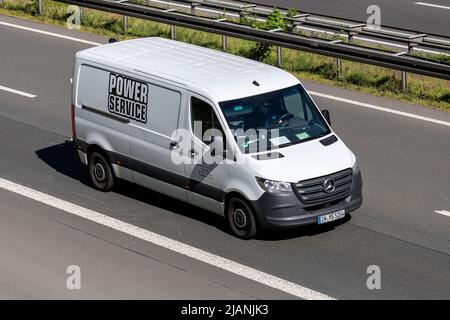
[277,132,329,148]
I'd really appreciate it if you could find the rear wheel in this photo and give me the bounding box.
[227,197,257,239]
[88,151,114,191]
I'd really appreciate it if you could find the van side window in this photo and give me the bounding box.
[145,85,181,137]
[190,97,224,144]
[77,65,110,110]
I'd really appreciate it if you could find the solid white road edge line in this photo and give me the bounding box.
[435,210,450,217]
[2,19,449,127]
[0,177,335,300]
[0,85,36,98]
[0,21,102,46]
[309,91,450,127]
[415,2,450,10]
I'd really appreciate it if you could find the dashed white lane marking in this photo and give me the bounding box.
[310,91,450,127]
[0,85,36,98]
[0,21,102,46]
[435,210,450,217]
[0,178,335,300]
[2,19,449,128]
[415,2,450,10]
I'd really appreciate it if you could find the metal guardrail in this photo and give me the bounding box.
[48,0,450,80]
[133,0,450,54]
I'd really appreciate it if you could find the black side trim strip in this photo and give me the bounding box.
[82,104,130,124]
[130,158,188,191]
[130,158,225,202]
[75,138,89,153]
[189,179,224,202]
[107,150,131,169]
[78,140,225,202]
[76,139,131,169]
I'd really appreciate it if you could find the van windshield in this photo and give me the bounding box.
[219,85,331,153]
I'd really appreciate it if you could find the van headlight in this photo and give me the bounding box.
[352,159,360,175]
[257,178,293,193]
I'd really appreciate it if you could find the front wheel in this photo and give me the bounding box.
[88,151,114,192]
[227,197,258,239]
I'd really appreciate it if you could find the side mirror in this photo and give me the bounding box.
[322,109,331,126]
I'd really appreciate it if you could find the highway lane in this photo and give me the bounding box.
[0,15,450,299]
[1,114,450,299]
[0,188,290,299]
[249,0,450,37]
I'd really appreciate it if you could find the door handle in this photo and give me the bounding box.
[169,141,179,150]
[190,148,197,158]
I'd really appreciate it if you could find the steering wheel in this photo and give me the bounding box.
[277,113,295,125]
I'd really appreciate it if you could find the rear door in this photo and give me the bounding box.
[75,65,131,180]
[129,79,188,202]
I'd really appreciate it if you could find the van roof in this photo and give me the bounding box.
[76,37,299,102]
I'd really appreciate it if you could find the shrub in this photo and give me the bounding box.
[249,9,286,61]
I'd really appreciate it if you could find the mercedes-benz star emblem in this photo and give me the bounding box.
[323,179,336,193]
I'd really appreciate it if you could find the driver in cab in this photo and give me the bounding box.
[258,100,288,128]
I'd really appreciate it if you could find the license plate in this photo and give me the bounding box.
[317,210,346,225]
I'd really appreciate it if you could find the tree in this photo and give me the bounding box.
[249,9,286,61]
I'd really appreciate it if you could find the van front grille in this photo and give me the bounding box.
[294,169,353,206]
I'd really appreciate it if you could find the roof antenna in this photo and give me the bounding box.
[109,38,119,43]
[252,80,260,87]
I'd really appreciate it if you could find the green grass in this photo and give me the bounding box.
[1,0,449,111]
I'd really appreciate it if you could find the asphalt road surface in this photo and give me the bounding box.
[250,0,450,37]
[0,14,449,299]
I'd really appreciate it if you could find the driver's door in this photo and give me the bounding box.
[184,96,229,215]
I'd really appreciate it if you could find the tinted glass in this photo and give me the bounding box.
[219,85,330,153]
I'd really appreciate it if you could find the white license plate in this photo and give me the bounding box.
[317,210,346,225]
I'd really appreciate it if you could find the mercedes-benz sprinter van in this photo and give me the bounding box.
[72,37,362,239]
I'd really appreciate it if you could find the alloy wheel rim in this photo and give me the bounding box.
[94,162,106,182]
[233,208,248,229]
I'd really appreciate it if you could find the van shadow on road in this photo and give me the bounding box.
[35,141,351,241]
[35,140,90,184]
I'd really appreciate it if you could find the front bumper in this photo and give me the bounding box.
[251,171,363,229]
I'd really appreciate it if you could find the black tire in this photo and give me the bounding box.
[227,197,258,239]
[88,151,114,192]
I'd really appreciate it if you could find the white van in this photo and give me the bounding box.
[72,37,362,239]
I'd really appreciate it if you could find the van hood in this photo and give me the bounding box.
[241,135,355,183]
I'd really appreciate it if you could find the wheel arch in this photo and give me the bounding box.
[86,143,109,161]
[86,144,116,179]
